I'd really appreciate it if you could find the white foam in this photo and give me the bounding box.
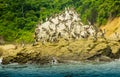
[0,57,2,64]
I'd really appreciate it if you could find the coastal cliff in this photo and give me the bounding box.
[0,8,120,65]
[0,37,120,65]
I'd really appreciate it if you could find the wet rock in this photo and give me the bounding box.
[2,56,14,64]
[97,56,112,62]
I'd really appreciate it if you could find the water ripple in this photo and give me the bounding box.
[0,61,120,77]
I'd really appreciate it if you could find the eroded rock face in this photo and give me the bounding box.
[2,56,14,64]
[3,50,53,65]
[114,48,120,59]
[86,45,114,62]
[1,39,120,64]
[1,36,120,65]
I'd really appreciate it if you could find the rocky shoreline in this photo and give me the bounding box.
[0,38,120,65]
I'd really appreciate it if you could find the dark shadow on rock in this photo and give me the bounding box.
[114,48,120,59]
[2,50,52,65]
[87,45,114,62]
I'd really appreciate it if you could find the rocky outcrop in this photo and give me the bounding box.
[86,45,114,62]
[1,38,120,64]
[2,56,14,64]
[2,50,52,65]
[1,8,120,65]
[34,8,96,44]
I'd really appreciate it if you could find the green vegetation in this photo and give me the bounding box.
[0,0,120,42]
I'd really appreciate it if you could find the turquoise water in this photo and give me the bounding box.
[0,60,120,77]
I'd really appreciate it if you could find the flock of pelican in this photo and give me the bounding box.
[34,7,105,45]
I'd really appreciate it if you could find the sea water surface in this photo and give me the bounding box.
[0,60,120,77]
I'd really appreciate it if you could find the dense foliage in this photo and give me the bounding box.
[0,0,120,42]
